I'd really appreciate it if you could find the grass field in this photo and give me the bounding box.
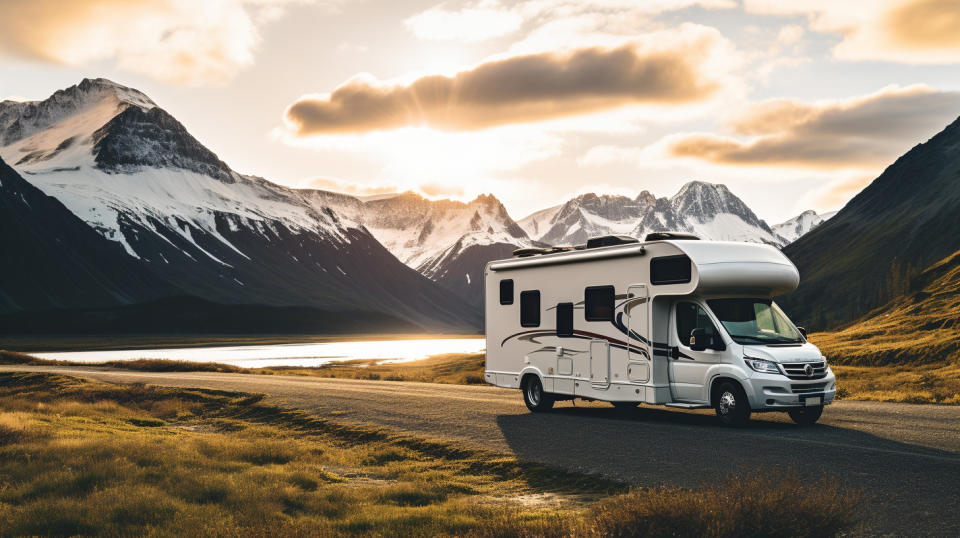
[0,371,860,536]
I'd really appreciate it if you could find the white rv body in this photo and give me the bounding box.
[483,238,836,424]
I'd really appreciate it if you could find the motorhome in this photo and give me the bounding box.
[483,233,835,426]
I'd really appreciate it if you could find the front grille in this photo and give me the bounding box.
[781,361,827,380]
[791,382,828,394]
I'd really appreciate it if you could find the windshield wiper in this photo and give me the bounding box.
[731,335,799,344]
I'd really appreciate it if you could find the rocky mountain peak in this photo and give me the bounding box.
[0,78,155,146]
[635,190,656,205]
[670,180,767,230]
[1,78,233,182]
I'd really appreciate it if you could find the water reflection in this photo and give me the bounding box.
[32,338,486,368]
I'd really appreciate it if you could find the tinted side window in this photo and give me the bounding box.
[651,255,692,285]
[499,279,514,305]
[585,285,615,321]
[676,302,718,347]
[520,290,540,327]
[556,302,573,337]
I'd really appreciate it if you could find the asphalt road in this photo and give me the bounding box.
[4,365,959,536]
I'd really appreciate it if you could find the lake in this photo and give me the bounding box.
[30,337,487,368]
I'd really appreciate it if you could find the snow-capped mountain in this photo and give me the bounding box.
[520,181,784,247]
[772,210,837,244]
[519,193,652,245]
[0,79,479,331]
[0,154,177,314]
[302,190,534,309]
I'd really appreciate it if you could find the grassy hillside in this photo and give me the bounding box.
[810,248,960,366]
[0,372,859,536]
[806,249,960,404]
[780,115,960,331]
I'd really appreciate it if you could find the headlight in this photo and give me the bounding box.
[744,357,781,374]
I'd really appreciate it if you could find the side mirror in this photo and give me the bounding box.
[796,326,807,338]
[689,328,709,351]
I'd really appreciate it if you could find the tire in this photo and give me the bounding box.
[788,405,823,425]
[713,381,751,427]
[522,376,554,413]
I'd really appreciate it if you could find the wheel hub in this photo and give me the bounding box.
[527,382,541,406]
[718,391,736,415]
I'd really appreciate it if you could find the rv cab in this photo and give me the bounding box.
[483,234,835,426]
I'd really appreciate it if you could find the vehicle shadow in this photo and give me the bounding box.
[495,403,960,536]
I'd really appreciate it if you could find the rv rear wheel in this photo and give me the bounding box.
[713,381,751,427]
[788,405,823,425]
[522,376,554,412]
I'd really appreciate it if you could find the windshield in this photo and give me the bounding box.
[706,299,803,345]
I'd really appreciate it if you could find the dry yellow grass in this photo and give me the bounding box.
[0,372,861,537]
[271,353,486,384]
[806,249,960,405]
[830,364,960,405]
[809,249,960,367]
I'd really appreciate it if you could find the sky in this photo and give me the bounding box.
[1,0,959,224]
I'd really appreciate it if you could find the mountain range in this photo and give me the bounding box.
[779,114,960,332]
[0,79,478,333]
[0,78,841,333]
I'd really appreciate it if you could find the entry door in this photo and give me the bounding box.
[626,285,650,383]
[589,340,610,388]
[670,301,724,403]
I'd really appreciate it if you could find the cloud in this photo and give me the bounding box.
[663,85,960,168]
[284,26,730,134]
[803,174,876,211]
[418,182,466,198]
[404,1,737,45]
[0,0,322,85]
[777,24,805,45]
[404,1,523,42]
[743,0,960,64]
[300,177,400,195]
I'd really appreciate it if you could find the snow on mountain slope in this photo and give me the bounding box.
[362,192,531,269]
[520,193,654,246]
[520,182,784,247]
[0,78,480,331]
[0,154,177,314]
[300,190,534,309]
[0,78,346,261]
[642,181,783,245]
[517,203,563,240]
[772,210,837,244]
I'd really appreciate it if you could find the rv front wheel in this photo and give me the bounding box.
[713,381,751,427]
[522,376,554,412]
[788,405,823,425]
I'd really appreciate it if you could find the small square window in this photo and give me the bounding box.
[585,286,615,321]
[520,290,540,327]
[499,279,514,305]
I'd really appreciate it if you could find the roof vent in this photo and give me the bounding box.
[644,232,700,241]
[512,247,548,257]
[585,235,639,249]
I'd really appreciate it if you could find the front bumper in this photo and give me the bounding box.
[743,370,836,410]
